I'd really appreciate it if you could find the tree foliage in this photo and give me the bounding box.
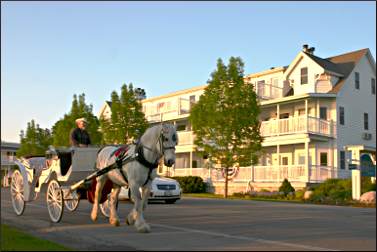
[17,119,53,157]
[100,83,149,144]
[52,93,102,146]
[189,57,262,197]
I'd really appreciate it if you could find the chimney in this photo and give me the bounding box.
[308,47,315,54]
[302,44,309,52]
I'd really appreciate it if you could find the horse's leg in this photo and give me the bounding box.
[90,175,106,222]
[109,185,121,226]
[141,184,151,211]
[126,183,150,233]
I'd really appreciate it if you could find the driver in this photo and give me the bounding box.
[70,118,91,147]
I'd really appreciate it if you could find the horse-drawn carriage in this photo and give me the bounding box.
[10,146,114,223]
[10,124,178,233]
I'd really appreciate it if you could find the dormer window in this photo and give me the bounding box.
[301,67,308,84]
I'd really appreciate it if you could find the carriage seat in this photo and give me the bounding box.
[46,147,73,176]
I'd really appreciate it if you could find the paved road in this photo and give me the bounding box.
[1,188,376,251]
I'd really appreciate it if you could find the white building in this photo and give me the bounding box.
[99,45,376,194]
[1,141,20,187]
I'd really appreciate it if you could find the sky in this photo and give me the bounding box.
[1,1,376,143]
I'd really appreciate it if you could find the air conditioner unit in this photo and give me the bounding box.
[362,132,372,140]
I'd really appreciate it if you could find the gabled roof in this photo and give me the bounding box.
[303,52,343,76]
[324,48,370,93]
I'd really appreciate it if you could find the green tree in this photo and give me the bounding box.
[100,83,149,144]
[189,57,262,198]
[52,94,102,146]
[17,120,53,157]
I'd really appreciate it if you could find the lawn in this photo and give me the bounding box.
[1,224,72,251]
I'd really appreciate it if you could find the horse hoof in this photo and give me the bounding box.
[110,219,120,226]
[137,224,151,233]
[126,216,135,226]
[91,213,97,222]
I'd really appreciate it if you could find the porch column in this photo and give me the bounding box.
[305,140,310,183]
[277,104,280,136]
[277,144,280,182]
[316,99,320,132]
[330,140,335,178]
[305,99,309,132]
[190,151,193,175]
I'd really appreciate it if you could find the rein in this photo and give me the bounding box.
[114,126,176,186]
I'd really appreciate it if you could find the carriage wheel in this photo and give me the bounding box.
[100,195,119,218]
[46,179,64,223]
[10,170,26,216]
[64,190,80,212]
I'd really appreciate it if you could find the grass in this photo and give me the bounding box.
[1,224,72,251]
[182,193,376,207]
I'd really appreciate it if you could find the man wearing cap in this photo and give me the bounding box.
[70,118,91,147]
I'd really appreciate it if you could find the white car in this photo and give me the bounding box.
[118,176,181,204]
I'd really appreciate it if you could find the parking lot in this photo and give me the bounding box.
[1,188,376,251]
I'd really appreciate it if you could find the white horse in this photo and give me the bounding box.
[90,124,178,233]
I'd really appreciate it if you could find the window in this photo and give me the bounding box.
[301,67,308,84]
[320,107,327,120]
[340,151,346,170]
[355,72,360,90]
[372,78,376,95]
[189,95,196,103]
[320,152,328,166]
[364,113,369,130]
[281,157,289,166]
[176,124,186,131]
[192,160,198,168]
[339,106,345,125]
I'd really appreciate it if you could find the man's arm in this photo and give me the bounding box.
[70,128,79,146]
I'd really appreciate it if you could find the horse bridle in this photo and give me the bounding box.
[141,129,176,165]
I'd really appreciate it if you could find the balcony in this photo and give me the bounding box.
[260,116,335,138]
[254,82,284,100]
[177,131,194,146]
[144,98,192,122]
[1,156,16,167]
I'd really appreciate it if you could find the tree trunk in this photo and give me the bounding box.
[224,167,228,198]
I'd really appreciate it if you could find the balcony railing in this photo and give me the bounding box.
[1,156,16,167]
[260,116,335,138]
[177,131,194,145]
[144,98,193,122]
[255,82,284,100]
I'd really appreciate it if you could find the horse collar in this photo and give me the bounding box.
[135,142,159,169]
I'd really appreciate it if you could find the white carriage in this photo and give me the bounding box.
[10,146,115,222]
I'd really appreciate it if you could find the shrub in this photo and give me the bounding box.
[279,179,295,197]
[169,176,206,193]
[294,189,305,200]
[309,178,352,204]
[361,177,376,194]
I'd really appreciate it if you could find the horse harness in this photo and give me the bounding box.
[107,131,176,187]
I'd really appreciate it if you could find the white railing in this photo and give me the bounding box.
[260,116,335,137]
[177,131,194,145]
[255,82,284,100]
[1,156,16,167]
[144,98,192,122]
[172,165,347,183]
[253,165,306,182]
